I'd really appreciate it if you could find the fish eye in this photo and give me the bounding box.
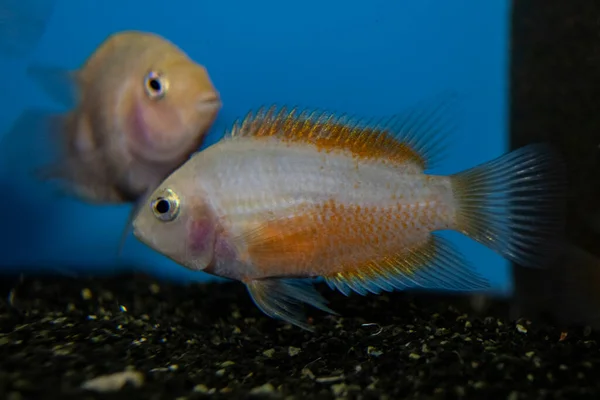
[144,70,168,100]
[151,189,180,222]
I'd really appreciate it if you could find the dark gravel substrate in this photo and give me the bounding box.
[1,273,600,400]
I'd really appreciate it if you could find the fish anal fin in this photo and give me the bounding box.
[324,233,490,297]
[245,278,338,331]
[226,91,458,171]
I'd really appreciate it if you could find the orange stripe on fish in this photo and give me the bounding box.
[227,92,458,171]
[243,200,413,272]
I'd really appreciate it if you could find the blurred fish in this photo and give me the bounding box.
[0,0,57,58]
[131,97,566,331]
[3,30,221,251]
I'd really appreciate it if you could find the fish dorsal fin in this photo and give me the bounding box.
[226,91,458,171]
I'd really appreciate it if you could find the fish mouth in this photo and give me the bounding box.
[196,95,222,112]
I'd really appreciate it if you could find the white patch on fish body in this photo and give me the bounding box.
[183,137,457,280]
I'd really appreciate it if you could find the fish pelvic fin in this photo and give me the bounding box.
[225,91,459,171]
[450,143,567,268]
[245,278,338,331]
[323,233,490,297]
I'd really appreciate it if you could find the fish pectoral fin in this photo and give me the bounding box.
[324,233,490,297]
[450,143,566,269]
[27,63,81,108]
[245,278,338,331]
[232,215,322,269]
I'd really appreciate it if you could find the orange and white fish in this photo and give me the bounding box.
[131,98,566,331]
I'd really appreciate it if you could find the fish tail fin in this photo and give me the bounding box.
[0,0,58,58]
[449,143,567,268]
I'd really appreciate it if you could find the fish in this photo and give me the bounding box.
[131,96,567,331]
[0,0,57,58]
[3,30,222,251]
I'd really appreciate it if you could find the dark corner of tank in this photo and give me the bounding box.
[510,1,600,329]
[508,0,600,397]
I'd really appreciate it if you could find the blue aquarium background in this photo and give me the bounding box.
[0,0,512,294]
